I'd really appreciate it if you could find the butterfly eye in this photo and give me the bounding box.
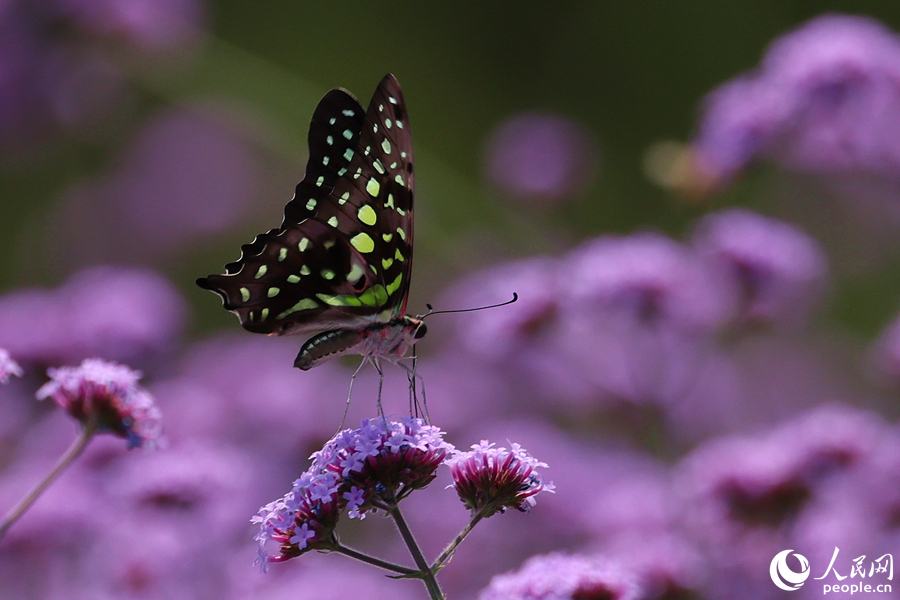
[413,322,427,340]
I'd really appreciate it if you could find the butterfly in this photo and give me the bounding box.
[197,74,426,388]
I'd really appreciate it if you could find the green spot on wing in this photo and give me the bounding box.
[240,287,250,302]
[276,298,319,319]
[366,178,381,197]
[267,287,280,298]
[316,293,357,307]
[351,232,375,253]
[386,273,403,296]
[358,205,377,226]
[255,265,268,279]
[287,274,301,283]
[327,216,339,227]
[278,248,288,262]
[298,238,310,252]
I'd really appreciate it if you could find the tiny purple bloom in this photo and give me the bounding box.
[446,440,554,517]
[478,552,641,600]
[35,358,163,449]
[0,349,22,384]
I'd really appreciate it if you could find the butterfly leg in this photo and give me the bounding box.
[341,356,370,429]
[373,357,386,419]
[391,356,429,423]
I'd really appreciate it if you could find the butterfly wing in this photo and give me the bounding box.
[197,74,415,336]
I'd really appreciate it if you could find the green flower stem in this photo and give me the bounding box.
[433,507,488,571]
[331,542,418,576]
[0,424,96,540]
[388,501,444,600]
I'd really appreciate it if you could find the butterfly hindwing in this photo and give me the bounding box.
[197,74,414,335]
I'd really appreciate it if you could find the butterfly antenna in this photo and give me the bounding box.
[420,292,518,319]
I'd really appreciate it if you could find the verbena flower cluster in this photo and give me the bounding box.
[253,417,454,563]
[37,358,163,449]
[448,441,555,517]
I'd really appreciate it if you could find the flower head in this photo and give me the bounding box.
[36,358,163,449]
[478,552,640,600]
[692,208,829,326]
[691,14,900,186]
[447,440,554,517]
[253,417,454,566]
[0,349,22,384]
[485,112,598,204]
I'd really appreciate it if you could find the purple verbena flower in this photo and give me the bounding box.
[253,417,454,566]
[447,440,554,517]
[478,552,640,600]
[692,208,829,326]
[0,266,186,366]
[567,232,736,332]
[0,349,22,384]
[691,14,900,186]
[675,404,888,600]
[36,358,163,449]
[485,112,598,204]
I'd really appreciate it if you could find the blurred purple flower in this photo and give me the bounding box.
[447,440,553,517]
[692,208,829,326]
[691,14,900,186]
[0,348,22,383]
[0,0,204,154]
[867,310,900,384]
[52,106,259,263]
[567,232,736,333]
[0,265,186,366]
[478,552,640,600]
[37,358,163,448]
[485,112,598,204]
[57,0,206,53]
[557,233,736,409]
[676,404,889,599]
[0,447,110,599]
[442,257,563,360]
[439,235,740,420]
[174,333,347,450]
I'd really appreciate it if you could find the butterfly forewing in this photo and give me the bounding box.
[197,74,414,336]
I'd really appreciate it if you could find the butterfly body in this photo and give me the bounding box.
[294,315,426,370]
[197,74,422,371]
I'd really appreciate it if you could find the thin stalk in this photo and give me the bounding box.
[388,501,444,600]
[0,425,96,540]
[332,542,418,576]
[433,508,487,570]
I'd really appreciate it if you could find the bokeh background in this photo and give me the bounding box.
[3,1,900,599]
